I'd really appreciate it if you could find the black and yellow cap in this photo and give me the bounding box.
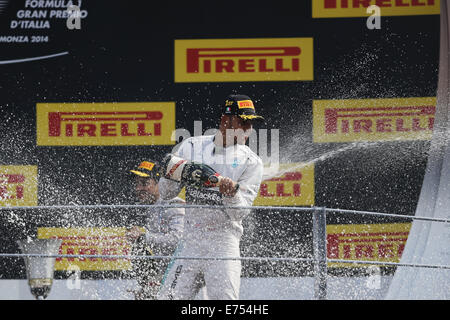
[130,161,161,181]
[223,94,265,122]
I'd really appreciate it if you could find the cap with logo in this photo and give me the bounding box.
[223,94,265,122]
[130,161,162,181]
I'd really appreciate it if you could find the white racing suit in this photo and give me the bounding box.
[131,197,184,300]
[143,197,184,250]
[157,135,263,300]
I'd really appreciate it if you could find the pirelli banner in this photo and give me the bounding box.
[253,163,315,206]
[327,223,411,267]
[313,97,436,142]
[0,166,38,207]
[174,38,314,82]
[36,102,176,146]
[313,0,440,18]
[37,227,145,271]
[178,163,314,206]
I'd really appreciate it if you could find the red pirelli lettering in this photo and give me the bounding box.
[0,174,26,184]
[324,106,435,134]
[322,0,435,9]
[186,47,301,74]
[276,184,291,197]
[327,231,409,260]
[0,174,26,200]
[267,172,302,181]
[48,111,163,137]
[259,184,274,197]
[258,182,302,198]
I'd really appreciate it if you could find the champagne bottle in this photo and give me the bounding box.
[160,153,239,191]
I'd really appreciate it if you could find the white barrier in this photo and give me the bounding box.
[385,0,450,300]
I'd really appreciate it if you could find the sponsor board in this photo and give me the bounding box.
[327,223,411,267]
[253,163,315,206]
[312,0,440,18]
[37,227,145,271]
[36,102,176,146]
[313,97,436,142]
[175,38,314,82]
[0,165,38,207]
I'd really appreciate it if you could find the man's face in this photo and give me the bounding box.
[219,115,253,146]
[134,177,159,204]
[232,115,253,132]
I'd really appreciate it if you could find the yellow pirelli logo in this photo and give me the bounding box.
[139,161,155,171]
[37,227,145,271]
[253,163,315,206]
[36,102,176,146]
[237,100,255,109]
[0,166,38,207]
[175,38,314,82]
[313,0,440,18]
[313,97,436,142]
[327,223,411,267]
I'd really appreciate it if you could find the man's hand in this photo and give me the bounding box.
[219,177,238,197]
[125,226,145,242]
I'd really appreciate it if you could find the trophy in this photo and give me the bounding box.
[17,238,62,300]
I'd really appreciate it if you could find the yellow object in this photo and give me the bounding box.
[313,0,440,18]
[327,223,412,268]
[313,97,436,142]
[175,38,314,82]
[253,163,315,206]
[0,165,38,207]
[37,102,176,146]
[37,227,146,271]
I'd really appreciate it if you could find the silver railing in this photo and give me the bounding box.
[0,204,449,300]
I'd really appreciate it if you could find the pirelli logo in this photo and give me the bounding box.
[253,163,315,206]
[0,166,38,207]
[327,223,411,267]
[237,100,255,109]
[313,97,436,142]
[175,38,314,82]
[37,227,143,271]
[37,102,176,146]
[313,0,440,18]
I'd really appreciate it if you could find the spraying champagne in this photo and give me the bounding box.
[160,153,240,193]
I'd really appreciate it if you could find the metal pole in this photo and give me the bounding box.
[313,207,327,300]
